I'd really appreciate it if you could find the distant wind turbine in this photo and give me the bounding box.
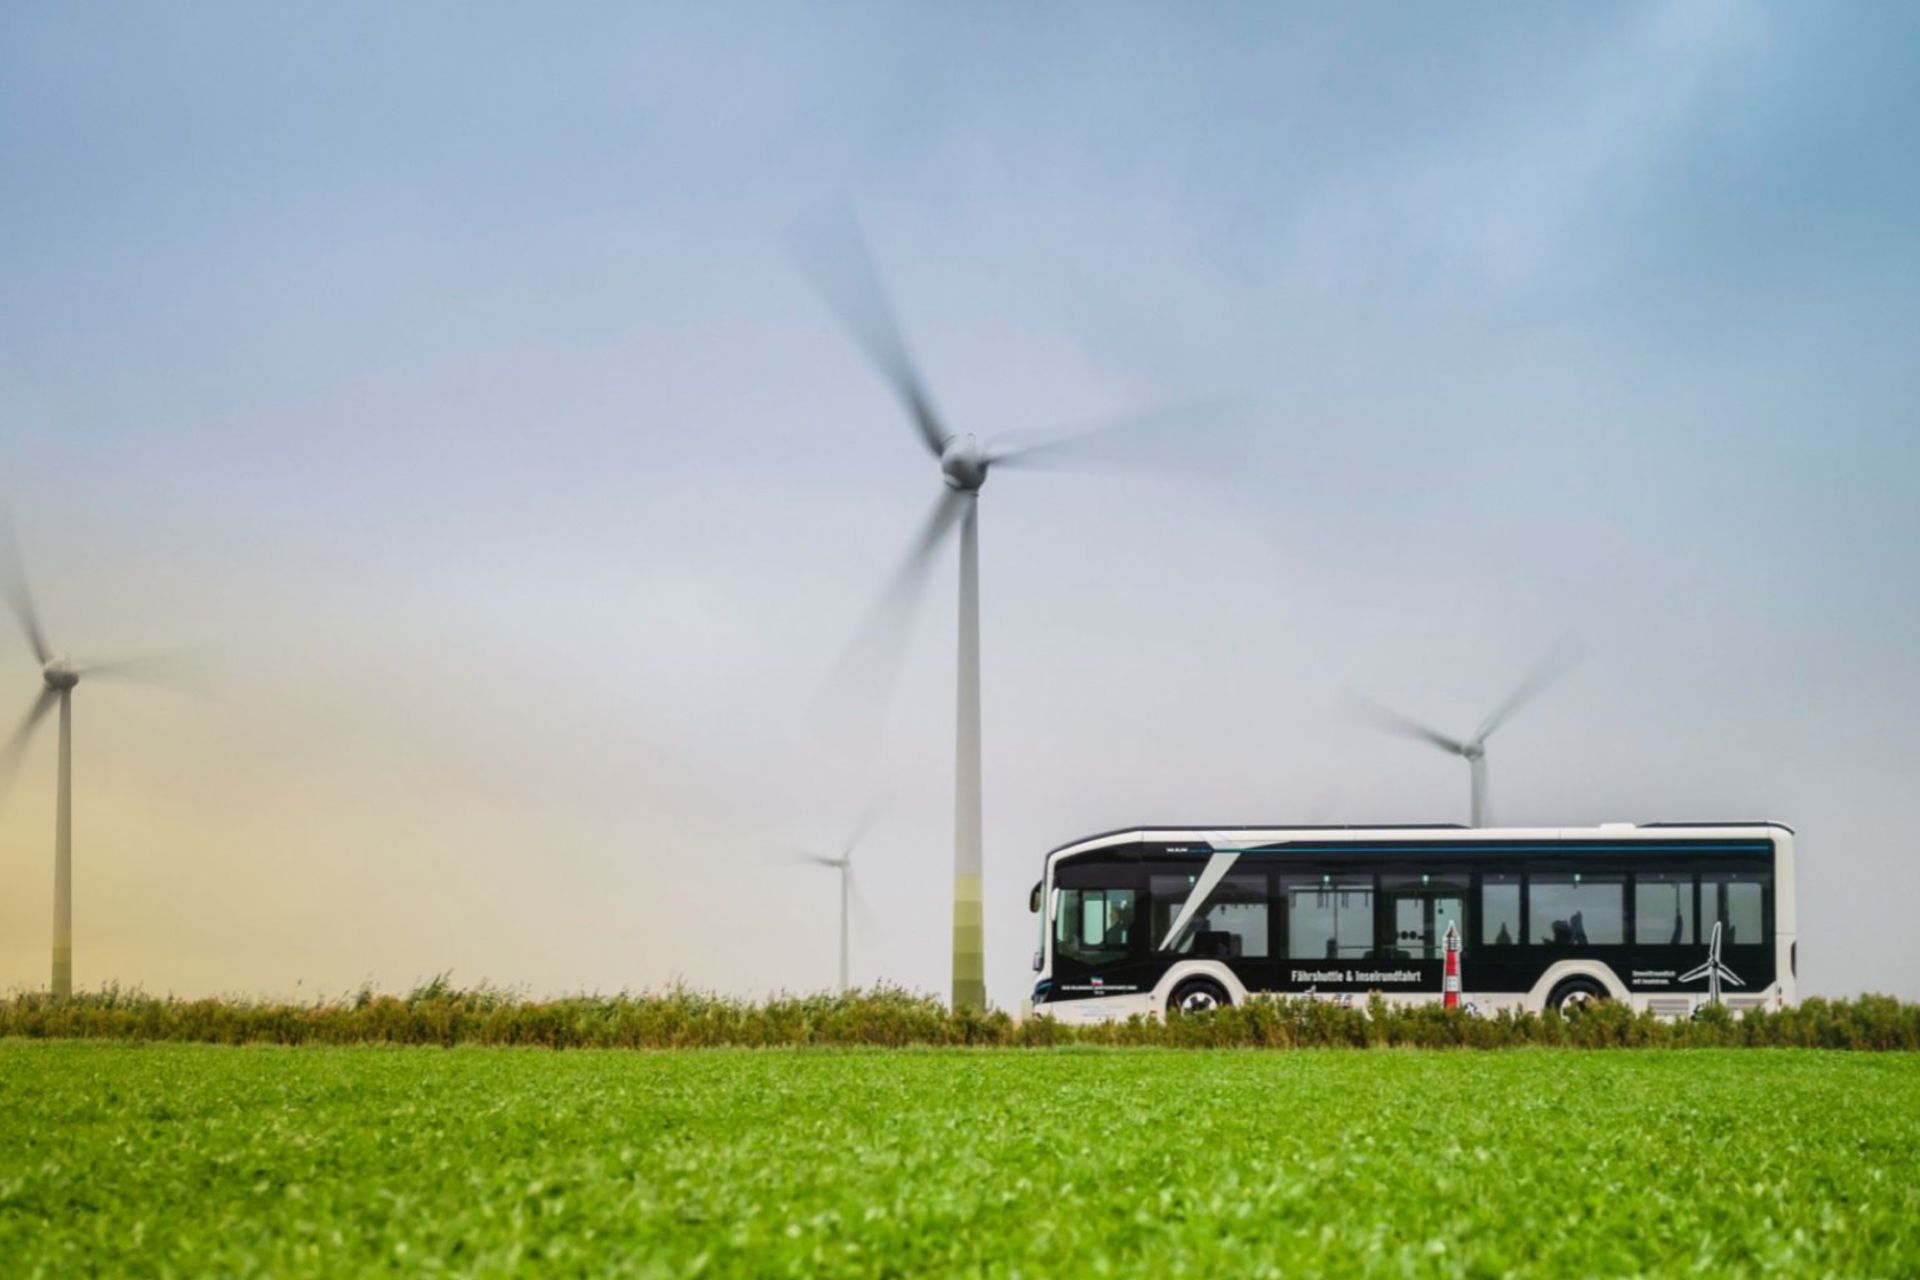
[771,803,881,995]
[795,209,1232,1011]
[1,515,205,997]
[1354,640,1582,827]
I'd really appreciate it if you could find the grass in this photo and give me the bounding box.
[2,1043,1916,1277]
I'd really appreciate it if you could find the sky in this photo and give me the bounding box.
[1,2,1916,1004]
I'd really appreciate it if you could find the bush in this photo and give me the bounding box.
[2,984,1915,1051]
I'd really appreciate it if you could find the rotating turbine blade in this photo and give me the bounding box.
[0,510,52,665]
[840,794,886,861]
[812,488,966,748]
[985,398,1247,472]
[1348,692,1469,756]
[791,207,953,459]
[1473,636,1584,745]
[0,687,58,802]
[74,648,219,695]
[765,844,844,868]
[846,869,879,939]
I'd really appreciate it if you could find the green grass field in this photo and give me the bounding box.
[2,1043,1916,1277]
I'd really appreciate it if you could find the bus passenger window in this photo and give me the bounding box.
[1152,874,1269,958]
[1529,874,1624,946]
[1283,875,1373,960]
[1634,873,1693,946]
[1702,873,1767,947]
[1482,874,1520,945]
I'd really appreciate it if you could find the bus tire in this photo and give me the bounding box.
[1547,976,1608,1014]
[1168,977,1230,1016]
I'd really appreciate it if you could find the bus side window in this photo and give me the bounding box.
[1482,874,1521,945]
[1528,874,1624,946]
[1282,874,1373,960]
[1702,872,1768,947]
[1150,873,1268,958]
[1634,872,1694,946]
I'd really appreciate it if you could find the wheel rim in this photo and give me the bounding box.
[1559,988,1597,1012]
[1179,989,1220,1013]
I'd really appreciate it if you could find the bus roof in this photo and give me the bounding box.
[1044,821,1793,860]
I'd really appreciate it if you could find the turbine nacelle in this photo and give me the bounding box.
[42,659,79,691]
[940,435,987,492]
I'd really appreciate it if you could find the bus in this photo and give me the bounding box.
[1028,822,1795,1021]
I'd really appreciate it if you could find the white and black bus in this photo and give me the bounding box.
[1028,823,1796,1021]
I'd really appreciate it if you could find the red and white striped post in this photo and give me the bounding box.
[1443,921,1462,1009]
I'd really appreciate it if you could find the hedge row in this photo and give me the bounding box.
[3,982,1917,1050]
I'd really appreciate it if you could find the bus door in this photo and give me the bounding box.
[1380,873,1468,986]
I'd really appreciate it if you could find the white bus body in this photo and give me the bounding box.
[1030,823,1795,1023]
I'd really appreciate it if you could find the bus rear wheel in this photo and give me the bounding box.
[1547,976,1608,1014]
[1169,978,1230,1016]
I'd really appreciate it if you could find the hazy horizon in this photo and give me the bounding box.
[3,2,1917,1004]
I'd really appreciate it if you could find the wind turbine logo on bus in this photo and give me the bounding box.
[1680,921,1743,1003]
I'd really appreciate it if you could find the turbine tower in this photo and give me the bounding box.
[796,212,1216,1010]
[1355,640,1581,828]
[2,517,200,997]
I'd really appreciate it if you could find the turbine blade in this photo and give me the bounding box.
[1346,692,1468,755]
[0,687,58,802]
[791,207,952,459]
[764,844,842,869]
[0,509,52,665]
[840,793,887,860]
[985,398,1248,473]
[847,871,879,939]
[74,647,218,694]
[1473,636,1585,744]
[811,488,966,749]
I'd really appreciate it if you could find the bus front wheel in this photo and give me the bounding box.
[1168,978,1230,1016]
[1547,976,1608,1014]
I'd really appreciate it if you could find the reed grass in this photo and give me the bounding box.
[3,980,1917,1050]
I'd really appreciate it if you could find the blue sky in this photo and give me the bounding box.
[2,3,1916,1002]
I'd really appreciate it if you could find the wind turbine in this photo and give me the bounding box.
[1,516,203,997]
[1681,920,1743,1006]
[795,211,1224,1011]
[1354,640,1581,828]
[772,805,879,995]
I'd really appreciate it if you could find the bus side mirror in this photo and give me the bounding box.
[1029,881,1042,913]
